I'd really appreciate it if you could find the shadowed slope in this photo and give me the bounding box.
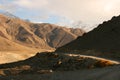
[30,23,84,48]
[56,15,120,60]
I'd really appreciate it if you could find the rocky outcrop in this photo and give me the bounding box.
[0,52,117,76]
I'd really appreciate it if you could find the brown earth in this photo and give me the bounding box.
[0,14,84,63]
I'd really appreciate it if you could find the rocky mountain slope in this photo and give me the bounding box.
[0,13,84,63]
[0,14,51,51]
[0,14,84,50]
[31,23,84,48]
[56,15,120,60]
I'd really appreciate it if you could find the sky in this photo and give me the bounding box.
[0,0,120,31]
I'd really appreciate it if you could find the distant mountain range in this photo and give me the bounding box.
[0,13,84,63]
[56,15,120,60]
[0,11,18,19]
[0,13,84,52]
[31,23,84,48]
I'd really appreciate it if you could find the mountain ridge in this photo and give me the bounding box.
[0,13,84,63]
[56,15,120,60]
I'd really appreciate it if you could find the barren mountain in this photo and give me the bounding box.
[0,13,84,50]
[0,13,84,63]
[0,14,51,50]
[56,15,120,60]
[30,23,84,48]
[0,14,51,63]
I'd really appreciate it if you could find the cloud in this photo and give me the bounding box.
[1,0,120,31]
[12,0,120,25]
[0,1,17,13]
[48,0,120,23]
[13,0,48,9]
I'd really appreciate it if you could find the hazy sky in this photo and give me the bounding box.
[0,0,120,31]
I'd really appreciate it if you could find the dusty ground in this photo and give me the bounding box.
[0,50,54,64]
[0,65,120,80]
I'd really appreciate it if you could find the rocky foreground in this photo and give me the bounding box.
[0,65,120,80]
[0,52,119,80]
